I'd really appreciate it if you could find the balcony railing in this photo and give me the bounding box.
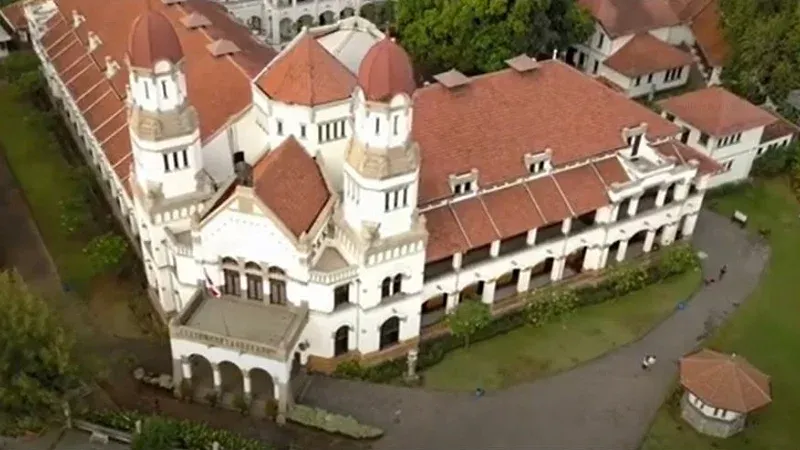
[309,265,358,285]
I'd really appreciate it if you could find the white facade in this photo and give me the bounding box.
[25,0,720,421]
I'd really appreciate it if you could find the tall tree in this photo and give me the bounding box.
[0,271,82,431]
[720,0,800,114]
[396,0,593,76]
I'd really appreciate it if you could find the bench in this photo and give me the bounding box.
[732,210,747,228]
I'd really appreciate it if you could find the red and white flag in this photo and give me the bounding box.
[204,270,221,298]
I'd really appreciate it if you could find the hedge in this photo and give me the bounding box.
[334,244,700,383]
[81,410,272,450]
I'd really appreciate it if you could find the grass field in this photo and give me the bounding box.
[422,268,702,391]
[642,178,800,450]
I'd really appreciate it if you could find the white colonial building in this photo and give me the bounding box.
[22,0,729,421]
[570,0,728,97]
[658,87,798,187]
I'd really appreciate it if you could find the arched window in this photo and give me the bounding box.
[221,257,240,296]
[244,262,263,301]
[381,277,392,298]
[379,317,400,350]
[268,266,287,304]
[392,274,403,296]
[334,326,349,356]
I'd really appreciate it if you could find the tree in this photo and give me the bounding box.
[131,417,178,450]
[447,299,491,348]
[396,0,593,76]
[83,232,128,276]
[0,271,82,432]
[719,0,800,110]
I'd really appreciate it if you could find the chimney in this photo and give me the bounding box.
[234,160,253,187]
[71,10,84,29]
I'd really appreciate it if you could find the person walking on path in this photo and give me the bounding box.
[641,355,657,370]
[719,265,728,280]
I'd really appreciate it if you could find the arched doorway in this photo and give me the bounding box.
[249,368,275,401]
[340,7,355,19]
[334,325,350,356]
[188,354,214,398]
[218,361,243,407]
[379,316,400,350]
[318,10,336,25]
[279,18,294,41]
[421,295,446,328]
[359,2,378,22]
[565,246,588,276]
[248,16,263,33]
[296,14,314,33]
[628,229,649,259]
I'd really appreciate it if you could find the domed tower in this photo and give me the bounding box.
[127,9,203,202]
[343,38,420,239]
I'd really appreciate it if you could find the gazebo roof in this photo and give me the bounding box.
[680,349,771,413]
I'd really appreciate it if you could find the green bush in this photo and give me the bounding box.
[334,244,700,383]
[751,141,800,178]
[82,410,273,450]
[286,405,383,439]
[131,417,177,450]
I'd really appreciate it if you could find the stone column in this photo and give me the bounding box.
[445,292,459,313]
[526,228,537,245]
[490,240,501,257]
[481,279,496,304]
[582,247,603,271]
[242,370,252,402]
[516,268,532,293]
[661,224,679,246]
[276,381,291,424]
[616,239,629,262]
[643,230,656,253]
[628,196,640,217]
[599,246,610,268]
[211,363,221,393]
[550,258,565,282]
[681,213,699,239]
[655,187,667,207]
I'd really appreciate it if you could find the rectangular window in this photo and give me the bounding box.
[402,187,408,206]
[181,149,188,168]
[666,113,675,122]
[699,132,709,146]
[375,117,380,135]
[597,33,604,49]
[163,153,170,172]
[592,60,599,74]
[300,124,306,138]
[173,151,179,169]
[647,73,653,83]
[393,116,399,135]
[161,80,168,98]
[276,120,283,136]
[144,83,150,100]
[633,76,641,87]
[318,120,347,143]
[723,160,733,171]
[384,192,390,212]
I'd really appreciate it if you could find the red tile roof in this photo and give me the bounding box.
[413,61,678,204]
[252,137,331,238]
[422,158,631,262]
[1,1,26,31]
[128,10,184,68]
[578,0,681,38]
[358,37,416,102]
[603,33,694,77]
[255,33,357,106]
[38,0,276,199]
[653,140,722,175]
[658,87,776,136]
[553,164,608,216]
[680,349,771,413]
[690,0,728,67]
[760,114,799,144]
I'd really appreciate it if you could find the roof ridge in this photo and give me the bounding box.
[522,181,547,223]
[550,174,576,217]
[449,204,473,248]
[477,195,501,238]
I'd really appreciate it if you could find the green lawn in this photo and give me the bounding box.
[642,178,800,450]
[422,268,702,391]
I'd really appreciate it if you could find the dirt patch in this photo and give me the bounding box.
[87,274,166,340]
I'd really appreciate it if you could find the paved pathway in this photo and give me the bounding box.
[301,210,769,450]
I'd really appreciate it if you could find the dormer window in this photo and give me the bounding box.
[449,170,478,196]
[622,123,647,157]
[524,149,551,175]
[87,31,101,52]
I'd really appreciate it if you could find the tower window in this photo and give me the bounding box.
[318,119,346,143]
[163,153,170,172]
[276,120,283,136]
[529,161,546,174]
[181,149,188,167]
[161,80,168,99]
[300,124,306,139]
[393,116,399,136]
[375,117,380,135]
[384,186,409,212]
[144,82,150,100]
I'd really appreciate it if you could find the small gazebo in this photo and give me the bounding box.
[679,349,772,438]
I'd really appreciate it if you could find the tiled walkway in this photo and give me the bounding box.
[300,211,769,450]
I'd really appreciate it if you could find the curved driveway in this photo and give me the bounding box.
[301,210,769,450]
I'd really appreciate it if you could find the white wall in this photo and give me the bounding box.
[599,64,690,98]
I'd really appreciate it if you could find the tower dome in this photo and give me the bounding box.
[128,10,184,69]
[357,37,416,102]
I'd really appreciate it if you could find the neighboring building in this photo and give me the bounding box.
[24,0,721,422]
[658,87,799,187]
[0,1,29,45]
[570,0,728,97]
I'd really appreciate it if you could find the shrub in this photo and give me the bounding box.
[286,405,383,439]
[83,410,273,450]
[233,394,249,415]
[524,287,578,326]
[83,232,128,276]
[751,141,800,178]
[131,417,177,450]
[446,300,491,347]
